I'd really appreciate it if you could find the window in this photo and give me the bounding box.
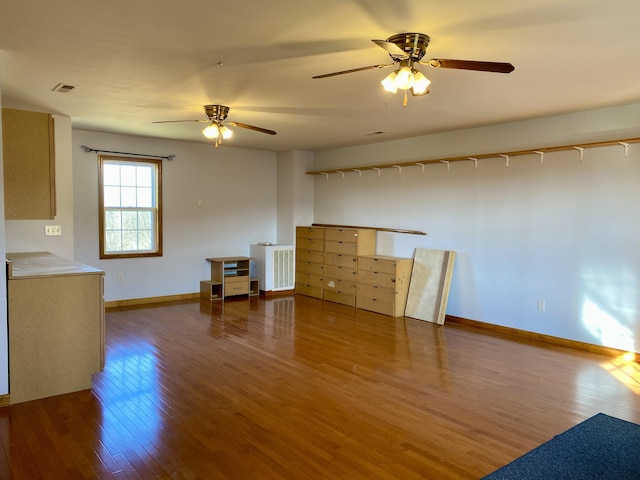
[98,156,162,259]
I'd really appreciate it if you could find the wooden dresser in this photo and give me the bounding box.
[322,227,376,306]
[356,255,413,317]
[295,226,376,307]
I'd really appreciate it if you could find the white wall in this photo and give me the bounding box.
[313,103,640,352]
[73,130,278,302]
[276,150,314,245]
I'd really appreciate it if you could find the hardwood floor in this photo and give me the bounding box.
[0,294,639,479]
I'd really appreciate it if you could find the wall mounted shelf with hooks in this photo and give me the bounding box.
[306,136,640,177]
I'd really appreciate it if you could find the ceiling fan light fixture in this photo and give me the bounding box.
[203,123,220,139]
[219,125,233,139]
[394,66,415,90]
[381,71,398,93]
[411,70,431,95]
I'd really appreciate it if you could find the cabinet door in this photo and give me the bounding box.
[2,108,56,219]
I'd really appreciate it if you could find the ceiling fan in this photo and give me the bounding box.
[313,33,515,105]
[153,105,277,147]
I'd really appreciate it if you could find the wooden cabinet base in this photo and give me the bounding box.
[9,272,104,404]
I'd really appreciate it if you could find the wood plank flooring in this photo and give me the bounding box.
[0,294,639,479]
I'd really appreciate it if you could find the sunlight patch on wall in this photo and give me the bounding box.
[582,299,635,352]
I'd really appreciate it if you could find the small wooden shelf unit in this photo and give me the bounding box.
[201,256,258,301]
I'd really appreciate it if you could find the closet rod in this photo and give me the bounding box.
[306,136,640,176]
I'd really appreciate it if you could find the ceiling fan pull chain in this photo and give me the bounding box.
[403,90,408,107]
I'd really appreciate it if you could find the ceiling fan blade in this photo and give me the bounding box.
[371,39,408,58]
[312,63,393,79]
[424,58,515,73]
[152,119,209,124]
[227,121,277,136]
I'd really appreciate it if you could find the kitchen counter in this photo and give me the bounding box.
[6,252,105,404]
[7,251,103,279]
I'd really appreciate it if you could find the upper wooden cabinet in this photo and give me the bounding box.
[2,108,56,219]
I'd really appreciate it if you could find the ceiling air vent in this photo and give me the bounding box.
[52,83,77,93]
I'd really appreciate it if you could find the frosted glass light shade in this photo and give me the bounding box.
[381,71,398,93]
[411,70,431,95]
[394,66,415,89]
[219,125,233,139]
[203,123,220,138]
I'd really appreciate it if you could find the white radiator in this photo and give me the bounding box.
[250,244,295,292]
[272,247,295,290]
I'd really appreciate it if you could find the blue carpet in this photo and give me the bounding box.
[483,413,640,479]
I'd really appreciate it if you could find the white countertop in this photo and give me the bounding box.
[6,252,103,279]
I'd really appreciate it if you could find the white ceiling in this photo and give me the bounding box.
[2,0,640,152]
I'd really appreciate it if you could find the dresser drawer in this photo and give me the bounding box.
[324,240,357,255]
[297,237,324,252]
[324,228,360,243]
[356,283,396,302]
[324,253,357,268]
[358,256,398,274]
[357,269,396,287]
[295,272,324,288]
[323,264,356,281]
[296,260,324,275]
[225,275,249,284]
[225,282,249,296]
[296,226,324,240]
[296,283,323,299]
[324,290,356,307]
[356,296,395,316]
[296,249,324,264]
[323,277,356,295]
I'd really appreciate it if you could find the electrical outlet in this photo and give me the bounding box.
[117,274,124,283]
[537,300,546,312]
[197,199,203,207]
[45,225,62,236]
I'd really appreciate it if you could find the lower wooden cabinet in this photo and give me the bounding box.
[7,252,104,404]
[356,255,413,317]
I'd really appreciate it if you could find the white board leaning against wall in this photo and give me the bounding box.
[404,248,456,325]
